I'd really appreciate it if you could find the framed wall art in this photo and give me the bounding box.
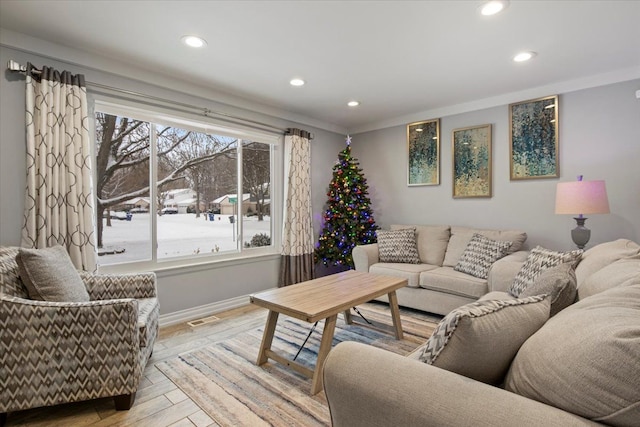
[452,124,492,198]
[509,95,559,180]
[407,119,440,186]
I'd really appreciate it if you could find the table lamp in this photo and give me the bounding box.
[555,175,610,249]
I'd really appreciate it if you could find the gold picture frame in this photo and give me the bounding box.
[452,124,492,198]
[407,119,440,186]
[509,95,559,180]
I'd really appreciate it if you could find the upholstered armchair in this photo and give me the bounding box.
[0,246,159,422]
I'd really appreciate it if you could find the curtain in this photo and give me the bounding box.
[22,63,97,271]
[279,128,315,286]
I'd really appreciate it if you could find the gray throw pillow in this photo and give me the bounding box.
[520,263,577,316]
[454,233,512,279]
[417,295,550,385]
[376,228,420,264]
[509,246,583,297]
[16,245,90,302]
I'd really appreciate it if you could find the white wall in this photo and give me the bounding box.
[0,44,344,315]
[352,79,640,251]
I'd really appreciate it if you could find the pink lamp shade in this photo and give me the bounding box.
[555,180,610,215]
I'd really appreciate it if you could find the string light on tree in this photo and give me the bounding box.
[315,135,378,267]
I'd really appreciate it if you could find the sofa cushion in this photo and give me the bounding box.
[578,257,640,300]
[16,246,90,302]
[574,239,640,287]
[391,224,451,266]
[376,228,420,264]
[442,227,527,267]
[420,267,488,299]
[478,290,514,301]
[417,295,549,385]
[505,285,640,426]
[520,263,577,316]
[454,233,512,279]
[509,246,583,297]
[370,263,438,288]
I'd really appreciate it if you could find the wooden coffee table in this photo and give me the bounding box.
[249,270,407,394]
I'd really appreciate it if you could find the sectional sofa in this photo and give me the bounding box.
[325,239,640,426]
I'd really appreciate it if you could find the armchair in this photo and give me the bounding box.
[0,246,159,422]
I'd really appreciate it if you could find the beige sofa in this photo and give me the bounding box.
[324,239,640,426]
[352,225,527,315]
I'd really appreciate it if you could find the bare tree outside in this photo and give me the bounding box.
[242,141,271,221]
[95,113,150,248]
[158,130,235,218]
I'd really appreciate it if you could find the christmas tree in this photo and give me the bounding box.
[315,135,378,268]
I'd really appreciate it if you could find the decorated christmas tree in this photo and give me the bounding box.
[315,135,378,268]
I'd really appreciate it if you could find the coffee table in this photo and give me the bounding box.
[249,270,407,394]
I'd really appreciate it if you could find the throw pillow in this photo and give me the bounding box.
[520,262,577,316]
[16,245,90,302]
[509,246,583,297]
[376,228,420,264]
[505,285,640,426]
[454,233,513,279]
[417,295,550,385]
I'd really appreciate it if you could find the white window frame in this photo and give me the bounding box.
[92,100,283,274]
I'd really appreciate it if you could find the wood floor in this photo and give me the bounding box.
[5,304,269,427]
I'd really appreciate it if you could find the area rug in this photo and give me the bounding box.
[156,303,438,427]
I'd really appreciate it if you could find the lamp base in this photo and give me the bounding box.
[571,217,591,250]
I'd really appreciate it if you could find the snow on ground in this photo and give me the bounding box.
[100,213,271,265]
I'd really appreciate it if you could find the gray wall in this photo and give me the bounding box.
[353,79,640,251]
[0,45,344,315]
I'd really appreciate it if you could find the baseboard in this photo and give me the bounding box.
[158,294,252,327]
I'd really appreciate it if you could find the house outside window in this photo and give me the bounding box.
[93,101,280,271]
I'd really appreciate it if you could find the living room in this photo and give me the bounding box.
[0,1,639,426]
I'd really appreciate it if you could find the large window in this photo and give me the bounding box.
[94,103,279,269]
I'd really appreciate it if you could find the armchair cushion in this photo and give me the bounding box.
[137,297,160,348]
[16,245,89,302]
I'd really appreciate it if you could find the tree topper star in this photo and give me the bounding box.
[345,135,352,145]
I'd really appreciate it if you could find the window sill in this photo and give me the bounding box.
[97,251,280,276]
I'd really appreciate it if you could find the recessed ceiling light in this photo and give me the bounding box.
[181,35,207,48]
[479,1,509,16]
[347,101,360,107]
[289,78,305,86]
[513,51,537,62]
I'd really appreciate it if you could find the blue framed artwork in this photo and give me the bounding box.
[407,119,440,186]
[509,95,559,180]
[452,124,492,198]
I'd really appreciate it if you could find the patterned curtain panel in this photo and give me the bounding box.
[21,63,97,271]
[279,129,315,286]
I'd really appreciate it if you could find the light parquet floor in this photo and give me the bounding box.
[5,305,268,427]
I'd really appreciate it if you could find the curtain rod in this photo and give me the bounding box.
[6,60,309,137]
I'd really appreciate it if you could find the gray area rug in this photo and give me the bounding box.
[156,303,438,427]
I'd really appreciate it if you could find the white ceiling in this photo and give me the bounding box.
[1,1,639,134]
